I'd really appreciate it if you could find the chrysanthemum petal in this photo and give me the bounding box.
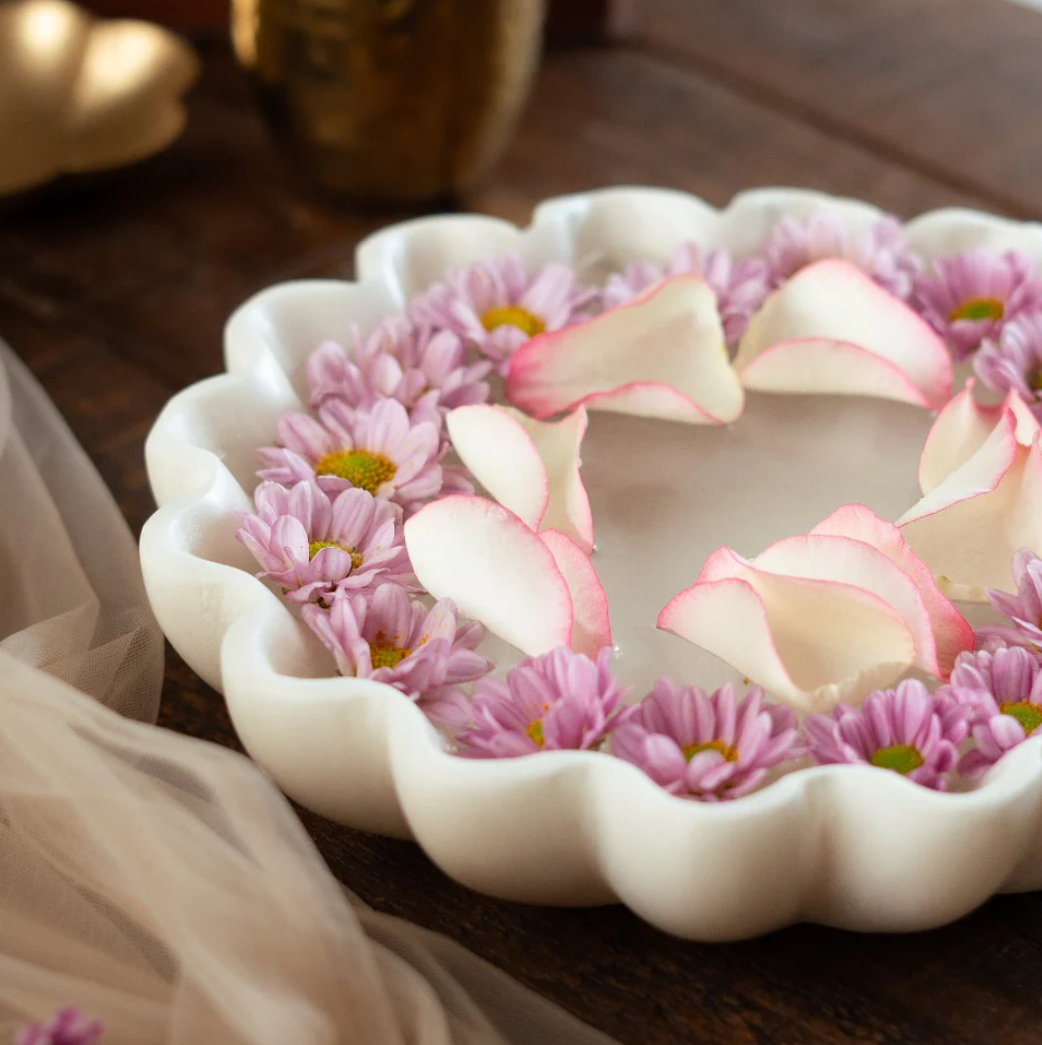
[658,544,916,712]
[808,503,974,678]
[403,495,573,655]
[506,276,745,425]
[734,259,952,408]
[538,529,611,657]
[898,415,1042,600]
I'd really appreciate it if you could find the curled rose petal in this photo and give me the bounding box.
[506,275,745,425]
[657,506,970,711]
[538,529,612,656]
[734,259,952,409]
[446,404,593,552]
[808,504,974,678]
[403,495,609,658]
[898,409,1042,600]
[917,379,1040,494]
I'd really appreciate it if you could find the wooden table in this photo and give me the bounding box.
[4,2,1042,1040]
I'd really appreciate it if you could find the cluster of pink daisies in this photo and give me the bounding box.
[235,208,1042,801]
[425,551,1042,800]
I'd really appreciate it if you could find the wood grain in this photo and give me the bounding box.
[2,29,1041,1045]
[641,0,1042,218]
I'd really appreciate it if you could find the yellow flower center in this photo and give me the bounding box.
[1000,700,1042,735]
[314,449,396,495]
[308,540,363,571]
[524,702,552,747]
[480,305,546,338]
[369,640,410,670]
[682,738,738,762]
[1031,370,1042,393]
[869,744,924,775]
[949,297,1004,323]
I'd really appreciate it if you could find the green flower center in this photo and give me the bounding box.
[949,297,1004,323]
[682,738,738,762]
[369,640,410,670]
[1030,370,1042,393]
[870,744,924,775]
[481,305,546,338]
[308,539,363,571]
[314,449,396,495]
[1000,700,1042,735]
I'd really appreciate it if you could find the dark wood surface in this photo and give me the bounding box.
[4,5,1042,1041]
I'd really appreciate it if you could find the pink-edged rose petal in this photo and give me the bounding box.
[403,495,573,656]
[445,405,547,530]
[734,259,952,408]
[538,529,612,656]
[446,404,593,552]
[658,554,913,713]
[898,411,1042,600]
[808,504,974,679]
[918,379,1041,494]
[656,512,971,710]
[506,275,744,425]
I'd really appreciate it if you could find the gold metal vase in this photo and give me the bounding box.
[231,0,546,204]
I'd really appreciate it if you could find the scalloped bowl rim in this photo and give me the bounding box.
[141,186,1042,940]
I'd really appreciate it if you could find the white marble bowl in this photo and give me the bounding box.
[141,187,1042,940]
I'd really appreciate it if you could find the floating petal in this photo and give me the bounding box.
[808,504,974,678]
[918,379,1040,493]
[899,414,1042,600]
[445,406,547,531]
[734,259,952,408]
[658,545,915,713]
[539,529,611,656]
[404,496,573,656]
[446,404,593,552]
[506,276,744,425]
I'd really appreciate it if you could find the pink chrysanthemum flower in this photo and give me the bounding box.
[602,243,770,343]
[974,548,1042,654]
[913,247,1042,360]
[15,1007,103,1045]
[258,397,467,515]
[762,209,919,298]
[974,315,1042,419]
[305,316,491,424]
[454,647,633,758]
[302,583,490,703]
[944,646,1042,778]
[611,679,801,801]
[804,680,969,790]
[409,254,598,376]
[236,479,415,604]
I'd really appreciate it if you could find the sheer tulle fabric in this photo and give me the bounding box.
[0,345,616,1044]
[0,658,618,1045]
[0,343,163,721]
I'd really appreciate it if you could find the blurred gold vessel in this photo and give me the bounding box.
[232,0,545,204]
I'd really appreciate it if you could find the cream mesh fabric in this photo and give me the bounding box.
[0,657,619,1045]
[0,344,618,1044]
[0,343,163,721]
